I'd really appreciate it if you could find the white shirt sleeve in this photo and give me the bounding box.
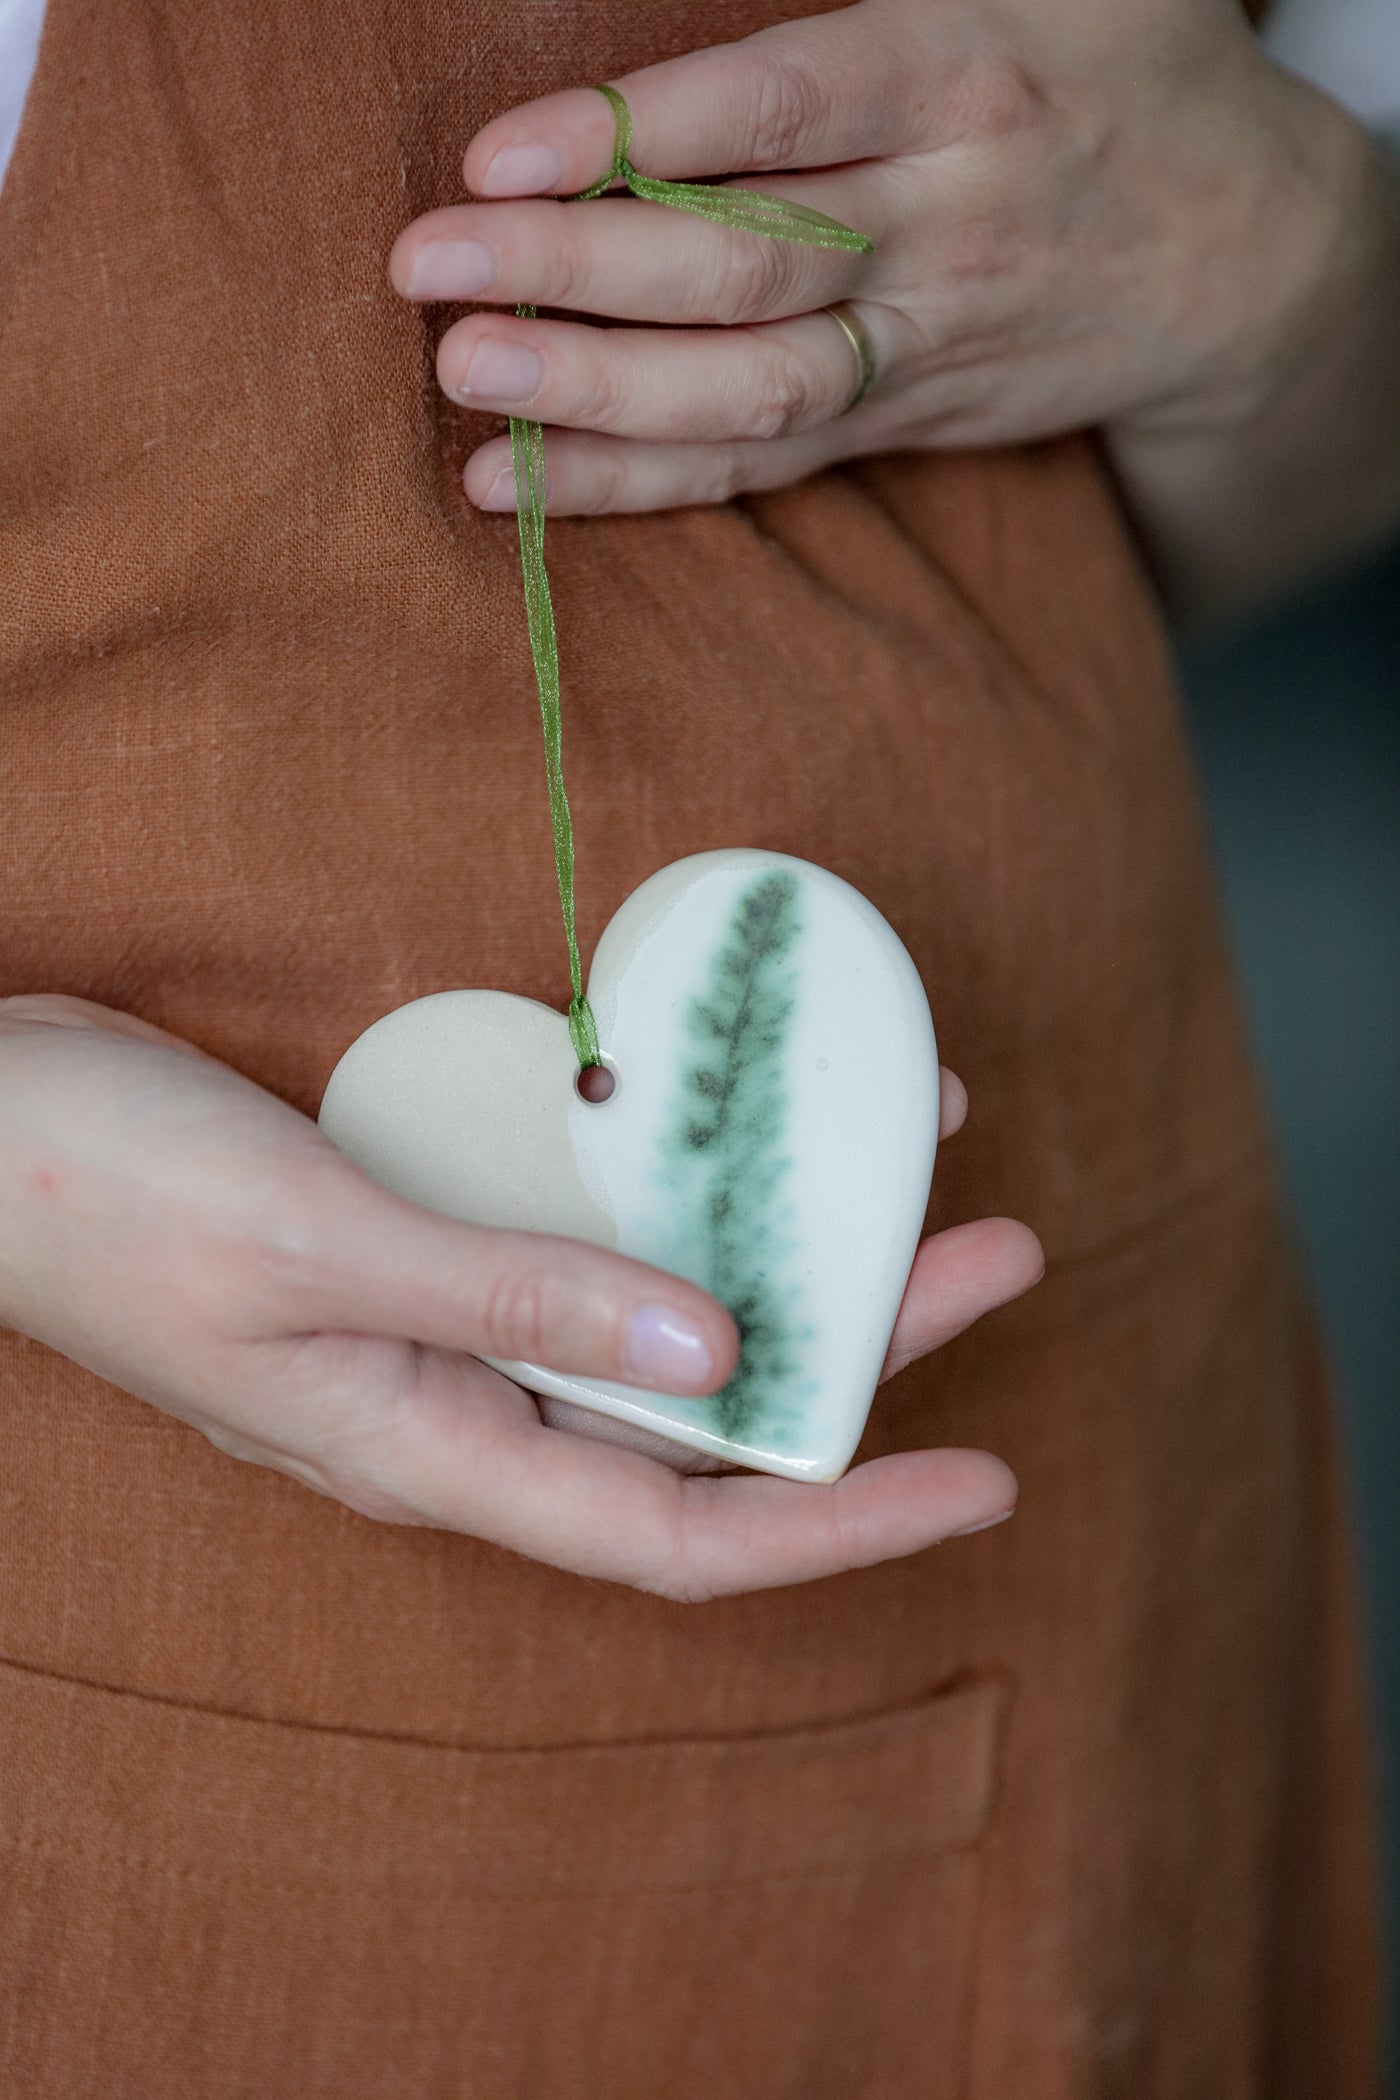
[0,0,47,193]
[1266,0,1400,130]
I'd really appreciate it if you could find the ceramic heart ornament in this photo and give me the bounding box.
[318,850,938,1482]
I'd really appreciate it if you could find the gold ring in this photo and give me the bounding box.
[824,300,876,412]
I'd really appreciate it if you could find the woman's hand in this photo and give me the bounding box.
[0,996,1039,1599]
[390,0,1400,619]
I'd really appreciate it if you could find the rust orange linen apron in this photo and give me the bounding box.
[0,2,1378,2092]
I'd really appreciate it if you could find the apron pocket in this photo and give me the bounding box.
[0,1655,1007,2099]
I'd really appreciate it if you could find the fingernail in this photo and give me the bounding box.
[479,143,566,196]
[949,1508,1015,1539]
[455,336,544,405]
[469,460,518,511]
[625,1306,716,1392]
[406,239,498,300]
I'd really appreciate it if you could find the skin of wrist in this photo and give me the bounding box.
[1100,58,1400,623]
[1110,62,1397,446]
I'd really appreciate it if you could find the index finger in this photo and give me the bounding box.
[464,13,919,200]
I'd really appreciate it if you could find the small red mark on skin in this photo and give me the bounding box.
[33,1167,59,1197]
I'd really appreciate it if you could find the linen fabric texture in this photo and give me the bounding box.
[0,1,1379,2093]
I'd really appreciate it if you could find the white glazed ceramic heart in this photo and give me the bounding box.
[318,850,938,1482]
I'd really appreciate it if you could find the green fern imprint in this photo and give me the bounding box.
[664,872,807,1441]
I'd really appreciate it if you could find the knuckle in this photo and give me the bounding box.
[318,1471,425,1526]
[947,53,1042,144]
[576,445,630,515]
[183,1227,293,1335]
[537,207,590,307]
[827,1486,867,1572]
[749,53,828,167]
[223,1170,349,1307]
[649,1570,716,1606]
[201,1423,267,1465]
[571,349,628,429]
[943,208,1021,285]
[706,232,792,323]
[699,443,749,506]
[750,341,829,437]
[650,1481,736,1604]
[648,1541,718,1605]
[277,1443,422,1527]
[479,1259,565,1363]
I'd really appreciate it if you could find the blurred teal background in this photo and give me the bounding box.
[1178,532,1400,2087]
[1187,10,1398,2073]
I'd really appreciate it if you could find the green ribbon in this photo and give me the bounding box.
[510,84,871,1070]
[572,83,876,252]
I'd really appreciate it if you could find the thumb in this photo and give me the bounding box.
[272,1164,739,1398]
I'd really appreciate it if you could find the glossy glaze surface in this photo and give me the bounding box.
[319,851,938,1479]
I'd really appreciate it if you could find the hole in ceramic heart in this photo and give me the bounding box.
[575,1063,617,1105]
